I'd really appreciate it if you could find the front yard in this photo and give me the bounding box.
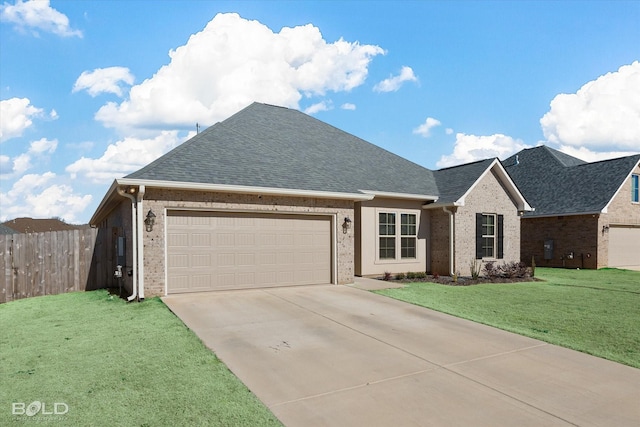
[0,290,281,426]
[376,267,640,368]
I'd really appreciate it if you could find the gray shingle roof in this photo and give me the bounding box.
[127,103,439,197]
[433,158,496,204]
[0,223,17,235]
[503,146,640,217]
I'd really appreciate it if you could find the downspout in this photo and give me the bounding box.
[116,187,137,301]
[136,185,145,301]
[443,206,455,276]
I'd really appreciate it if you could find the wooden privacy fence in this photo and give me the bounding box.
[0,228,105,303]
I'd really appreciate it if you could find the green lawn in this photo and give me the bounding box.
[376,267,640,369]
[0,290,281,426]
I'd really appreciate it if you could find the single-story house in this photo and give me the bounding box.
[90,103,531,299]
[503,146,640,269]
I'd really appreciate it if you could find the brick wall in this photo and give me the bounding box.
[455,169,521,275]
[138,189,354,296]
[521,215,599,269]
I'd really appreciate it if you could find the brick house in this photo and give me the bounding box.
[503,146,640,269]
[90,103,531,299]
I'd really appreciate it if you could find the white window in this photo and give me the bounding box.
[482,214,496,258]
[378,212,417,260]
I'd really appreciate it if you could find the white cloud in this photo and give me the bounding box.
[95,13,384,131]
[66,131,182,183]
[436,133,531,168]
[413,117,441,138]
[556,144,638,163]
[540,61,640,152]
[28,137,57,154]
[304,101,332,115]
[0,138,58,178]
[0,172,92,223]
[0,97,42,142]
[373,66,417,93]
[341,103,356,110]
[0,0,82,38]
[73,67,135,97]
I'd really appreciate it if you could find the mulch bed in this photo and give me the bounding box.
[380,275,541,286]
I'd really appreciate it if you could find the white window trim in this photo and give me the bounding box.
[482,213,497,259]
[375,209,419,263]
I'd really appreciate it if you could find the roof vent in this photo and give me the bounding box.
[515,155,519,165]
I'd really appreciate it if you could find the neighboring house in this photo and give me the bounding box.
[503,146,640,269]
[0,217,86,233]
[0,224,17,235]
[90,103,531,299]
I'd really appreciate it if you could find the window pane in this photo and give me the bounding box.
[401,237,416,258]
[482,237,494,258]
[482,214,495,237]
[379,237,396,259]
[633,175,639,203]
[401,214,416,236]
[379,213,395,236]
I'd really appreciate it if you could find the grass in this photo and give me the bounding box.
[375,267,640,369]
[0,290,281,426]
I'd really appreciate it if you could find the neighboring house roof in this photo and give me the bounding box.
[91,102,531,224]
[126,102,439,198]
[503,145,640,217]
[1,217,86,233]
[0,223,17,235]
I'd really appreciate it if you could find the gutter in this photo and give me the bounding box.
[116,187,138,302]
[136,185,145,301]
[443,206,455,276]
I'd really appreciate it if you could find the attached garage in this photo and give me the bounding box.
[166,211,333,293]
[608,226,640,268]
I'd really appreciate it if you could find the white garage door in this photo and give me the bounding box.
[167,211,332,293]
[608,226,640,268]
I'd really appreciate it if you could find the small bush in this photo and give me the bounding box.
[432,272,440,279]
[470,258,481,280]
[415,271,427,279]
[382,271,392,281]
[395,272,406,280]
[483,261,498,279]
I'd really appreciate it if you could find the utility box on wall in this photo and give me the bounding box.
[544,239,554,260]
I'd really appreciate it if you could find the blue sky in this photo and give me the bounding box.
[1,0,639,223]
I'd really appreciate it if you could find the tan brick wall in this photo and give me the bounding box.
[138,189,354,296]
[455,169,521,275]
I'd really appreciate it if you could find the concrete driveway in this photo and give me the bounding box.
[163,283,640,427]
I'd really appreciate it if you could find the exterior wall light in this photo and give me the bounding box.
[342,217,352,234]
[144,209,156,232]
[602,225,610,233]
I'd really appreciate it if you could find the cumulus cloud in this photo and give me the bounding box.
[373,66,417,93]
[0,138,58,178]
[0,97,43,142]
[341,103,356,110]
[95,13,384,132]
[540,61,640,152]
[66,131,183,183]
[436,133,531,168]
[304,101,332,115]
[0,172,92,222]
[413,117,441,138]
[556,145,638,163]
[0,0,82,38]
[73,67,135,97]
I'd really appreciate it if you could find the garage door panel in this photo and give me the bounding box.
[609,227,640,267]
[167,211,332,293]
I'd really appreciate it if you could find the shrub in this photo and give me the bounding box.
[415,271,427,279]
[432,272,440,279]
[406,271,417,279]
[470,258,481,280]
[383,271,392,281]
[483,261,498,279]
[395,272,406,280]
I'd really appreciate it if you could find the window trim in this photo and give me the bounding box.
[482,213,497,259]
[476,213,504,260]
[632,174,639,204]
[376,210,419,262]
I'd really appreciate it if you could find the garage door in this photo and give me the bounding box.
[167,211,332,293]
[608,226,640,268]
